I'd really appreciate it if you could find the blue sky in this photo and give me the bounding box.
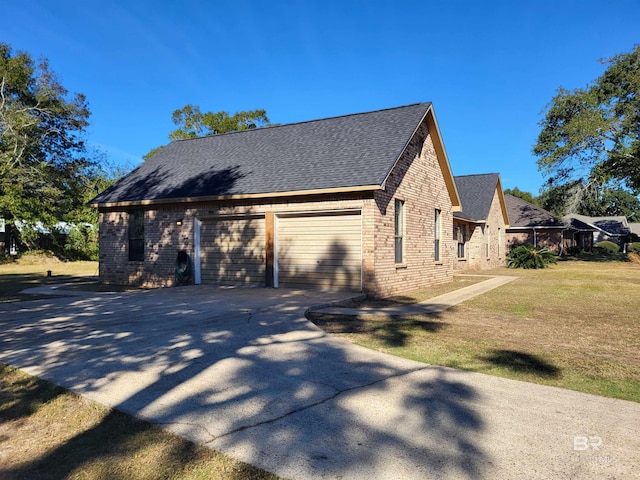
[3,0,639,194]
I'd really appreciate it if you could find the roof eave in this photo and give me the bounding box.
[90,184,382,209]
[495,176,510,226]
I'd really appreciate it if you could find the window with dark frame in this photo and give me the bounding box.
[128,210,144,262]
[456,224,466,258]
[434,209,442,261]
[394,199,404,264]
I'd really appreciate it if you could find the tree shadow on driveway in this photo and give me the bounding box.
[0,286,489,479]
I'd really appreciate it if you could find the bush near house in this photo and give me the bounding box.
[627,243,640,254]
[595,240,620,253]
[507,245,558,269]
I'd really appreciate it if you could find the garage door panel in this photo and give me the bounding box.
[277,213,361,290]
[200,217,265,285]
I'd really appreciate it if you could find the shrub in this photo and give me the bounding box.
[507,245,558,269]
[627,243,640,254]
[566,245,582,256]
[595,240,619,253]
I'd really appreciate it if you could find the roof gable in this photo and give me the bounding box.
[91,102,460,208]
[505,194,562,228]
[453,173,507,223]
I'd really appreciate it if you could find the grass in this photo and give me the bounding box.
[0,253,99,302]
[0,365,282,480]
[308,261,640,402]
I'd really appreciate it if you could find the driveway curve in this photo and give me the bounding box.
[0,285,638,479]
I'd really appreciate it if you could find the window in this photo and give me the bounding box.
[394,199,404,263]
[485,225,490,258]
[434,209,442,261]
[456,224,466,258]
[128,210,144,261]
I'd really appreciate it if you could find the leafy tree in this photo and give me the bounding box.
[503,187,539,205]
[144,104,270,159]
[539,179,640,220]
[0,43,93,230]
[534,45,640,192]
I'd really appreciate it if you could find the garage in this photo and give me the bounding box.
[276,211,362,290]
[199,215,266,285]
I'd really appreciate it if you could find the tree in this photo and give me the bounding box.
[539,179,640,220]
[144,104,270,159]
[533,45,640,192]
[0,43,93,230]
[503,187,539,205]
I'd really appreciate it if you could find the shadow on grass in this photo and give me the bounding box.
[308,312,447,347]
[480,350,560,377]
[0,365,65,423]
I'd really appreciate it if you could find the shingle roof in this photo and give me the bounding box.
[91,102,434,205]
[453,173,501,221]
[564,214,630,236]
[504,194,562,228]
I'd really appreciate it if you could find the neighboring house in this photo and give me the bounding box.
[90,103,462,297]
[452,173,509,270]
[504,194,565,252]
[563,214,631,249]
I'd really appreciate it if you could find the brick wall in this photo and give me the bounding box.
[366,123,455,297]
[98,122,457,296]
[455,189,507,270]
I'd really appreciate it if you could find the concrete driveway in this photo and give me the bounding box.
[0,284,638,479]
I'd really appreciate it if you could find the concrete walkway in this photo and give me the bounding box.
[0,282,638,479]
[312,275,519,316]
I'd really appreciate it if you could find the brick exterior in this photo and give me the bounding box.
[453,189,507,270]
[98,120,456,297]
[506,229,564,252]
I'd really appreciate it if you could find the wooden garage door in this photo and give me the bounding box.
[276,212,362,290]
[200,216,266,285]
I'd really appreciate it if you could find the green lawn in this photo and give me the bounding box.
[309,260,640,402]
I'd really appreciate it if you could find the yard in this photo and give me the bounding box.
[308,260,640,402]
[1,257,638,478]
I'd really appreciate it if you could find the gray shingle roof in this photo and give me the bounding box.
[504,194,562,228]
[91,102,433,205]
[453,173,501,221]
[564,214,630,236]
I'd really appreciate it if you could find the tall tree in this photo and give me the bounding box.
[144,104,270,159]
[0,43,92,228]
[533,45,640,192]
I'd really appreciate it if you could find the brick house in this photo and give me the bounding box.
[90,103,462,297]
[504,194,565,252]
[452,173,509,270]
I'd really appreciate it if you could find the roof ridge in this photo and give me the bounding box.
[454,172,500,178]
[169,102,432,144]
